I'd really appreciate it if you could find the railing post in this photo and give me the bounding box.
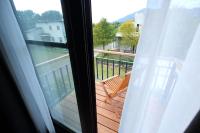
[65,65,72,90]
[118,60,121,75]
[125,62,128,73]
[112,60,114,76]
[45,75,54,107]
[53,71,59,89]
[101,58,103,80]
[106,59,108,78]
[59,67,67,93]
[53,70,60,101]
[96,58,99,79]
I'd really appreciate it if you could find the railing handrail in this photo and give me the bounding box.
[35,54,69,67]
[94,49,135,57]
[96,57,133,64]
[35,50,134,67]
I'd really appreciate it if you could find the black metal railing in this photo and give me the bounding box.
[26,40,73,107]
[38,64,73,108]
[26,40,134,106]
[95,57,133,80]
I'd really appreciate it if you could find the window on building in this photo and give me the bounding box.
[57,26,60,30]
[51,37,55,42]
[59,37,63,43]
[49,25,52,30]
[137,24,140,32]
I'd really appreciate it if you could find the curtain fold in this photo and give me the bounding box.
[0,1,55,132]
[119,0,200,132]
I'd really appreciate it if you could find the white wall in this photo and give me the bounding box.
[36,21,66,43]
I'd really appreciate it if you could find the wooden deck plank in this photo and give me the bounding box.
[96,100,122,113]
[59,98,79,112]
[96,94,123,108]
[97,114,119,132]
[97,106,120,123]
[98,123,116,133]
[96,82,126,98]
[54,104,80,124]
[52,109,82,132]
[53,83,126,133]
[96,88,125,102]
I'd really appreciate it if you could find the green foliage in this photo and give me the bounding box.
[112,22,121,36]
[93,18,115,49]
[17,10,40,31]
[112,22,121,30]
[40,10,62,22]
[118,20,139,52]
[17,10,62,31]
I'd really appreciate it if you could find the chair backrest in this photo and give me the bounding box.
[113,71,131,92]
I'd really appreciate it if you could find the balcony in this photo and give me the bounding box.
[28,41,134,132]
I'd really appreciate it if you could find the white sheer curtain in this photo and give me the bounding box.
[119,0,200,133]
[0,1,55,132]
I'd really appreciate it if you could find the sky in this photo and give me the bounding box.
[91,0,147,23]
[14,0,147,23]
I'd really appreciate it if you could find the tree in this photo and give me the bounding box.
[118,20,139,53]
[40,10,62,22]
[112,22,121,31]
[17,10,40,31]
[93,18,115,49]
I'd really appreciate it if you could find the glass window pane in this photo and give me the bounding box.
[13,0,81,132]
[14,0,67,43]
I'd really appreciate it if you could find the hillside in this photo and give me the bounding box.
[114,9,145,23]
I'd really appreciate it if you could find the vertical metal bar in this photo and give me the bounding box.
[65,65,72,89]
[101,58,103,80]
[112,60,114,76]
[125,62,128,73]
[59,67,67,93]
[119,60,121,75]
[106,59,108,78]
[53,70,61,101]
[53,70,59,89]
[96,58,99,79]
[45,75,54,107]
[44,75,51,92]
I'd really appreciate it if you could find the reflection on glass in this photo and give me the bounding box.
[15,0,67,43]
[13,0,81,132]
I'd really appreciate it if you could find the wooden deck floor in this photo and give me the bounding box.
[53,82,126,133]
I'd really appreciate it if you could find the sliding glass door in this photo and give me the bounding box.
[12,0,97,132]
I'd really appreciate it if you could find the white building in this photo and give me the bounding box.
[113,10,145,52]
[134,10,145,32]
[25,20,67,43]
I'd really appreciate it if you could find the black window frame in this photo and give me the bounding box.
[60,0,97,132]
[7,0,200,133]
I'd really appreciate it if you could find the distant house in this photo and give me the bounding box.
[113,9,145,52]
[25,27,43,41]
[115,8,145,32]
[134,11,145,32]
[25,20,66,43]
[114,21,141,52]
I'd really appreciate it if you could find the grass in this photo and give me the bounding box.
[96,53,134,62]
[94,58,133,81]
